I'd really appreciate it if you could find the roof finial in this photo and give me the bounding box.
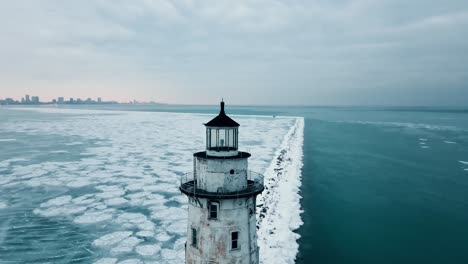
[220,100,225,115]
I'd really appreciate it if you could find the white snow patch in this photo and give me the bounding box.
[459,161,468,165]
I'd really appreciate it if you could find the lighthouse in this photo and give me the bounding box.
[180,101,264,264]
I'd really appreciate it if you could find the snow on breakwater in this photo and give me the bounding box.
[257,117,304,264]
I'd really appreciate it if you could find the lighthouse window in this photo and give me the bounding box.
[206,127,238,151]
[209,202,219,220]
[191,228,197,248]
[231,231,239,250]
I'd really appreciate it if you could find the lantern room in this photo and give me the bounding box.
[205,101,240,157]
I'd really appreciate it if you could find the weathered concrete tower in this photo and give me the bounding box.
[180,101,264,264]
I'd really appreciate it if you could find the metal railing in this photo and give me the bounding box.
[179,171,264,199]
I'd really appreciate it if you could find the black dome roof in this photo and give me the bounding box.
[205,101,239,127]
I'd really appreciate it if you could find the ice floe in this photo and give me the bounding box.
[95,258,118,264]
[111,236,142,254]
[117,259,142,264]
[40,195,72,207]
[0,201,7,209]
[164,219,186,235]
[93,231,133,247]
[74,209,115,224]
[136,231,154,238]
[116,213,154,231]
[135,244,161,256]
[34,205,87,217]
[105,197,128,206]
[155,231,172,242]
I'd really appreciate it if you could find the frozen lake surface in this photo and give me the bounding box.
[0,108,303,264]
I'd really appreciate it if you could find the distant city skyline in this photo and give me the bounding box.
[0,94,120,105]
[1,91,158,105]
[1,1,468,106]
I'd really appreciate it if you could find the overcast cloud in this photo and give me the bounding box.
[0,0,467,105]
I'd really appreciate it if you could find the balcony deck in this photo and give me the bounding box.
[179,171,264,199]
[193,151,251,159]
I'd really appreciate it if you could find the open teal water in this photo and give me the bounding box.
[2,105,468,263]
[294,107,468,264]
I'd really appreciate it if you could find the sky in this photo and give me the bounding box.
[0,0,467,106]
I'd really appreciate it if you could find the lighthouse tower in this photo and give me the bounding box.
[180,101,264,264]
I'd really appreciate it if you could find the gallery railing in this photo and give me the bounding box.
[179,171,264,199]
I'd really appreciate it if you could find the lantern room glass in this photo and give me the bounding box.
[206,127,238,151]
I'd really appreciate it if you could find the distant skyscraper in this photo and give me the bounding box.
[98,97,102,103]
[70,98,74,103]
[31,96,39,104]
[25,95,30,103]
[58,97,64,104]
